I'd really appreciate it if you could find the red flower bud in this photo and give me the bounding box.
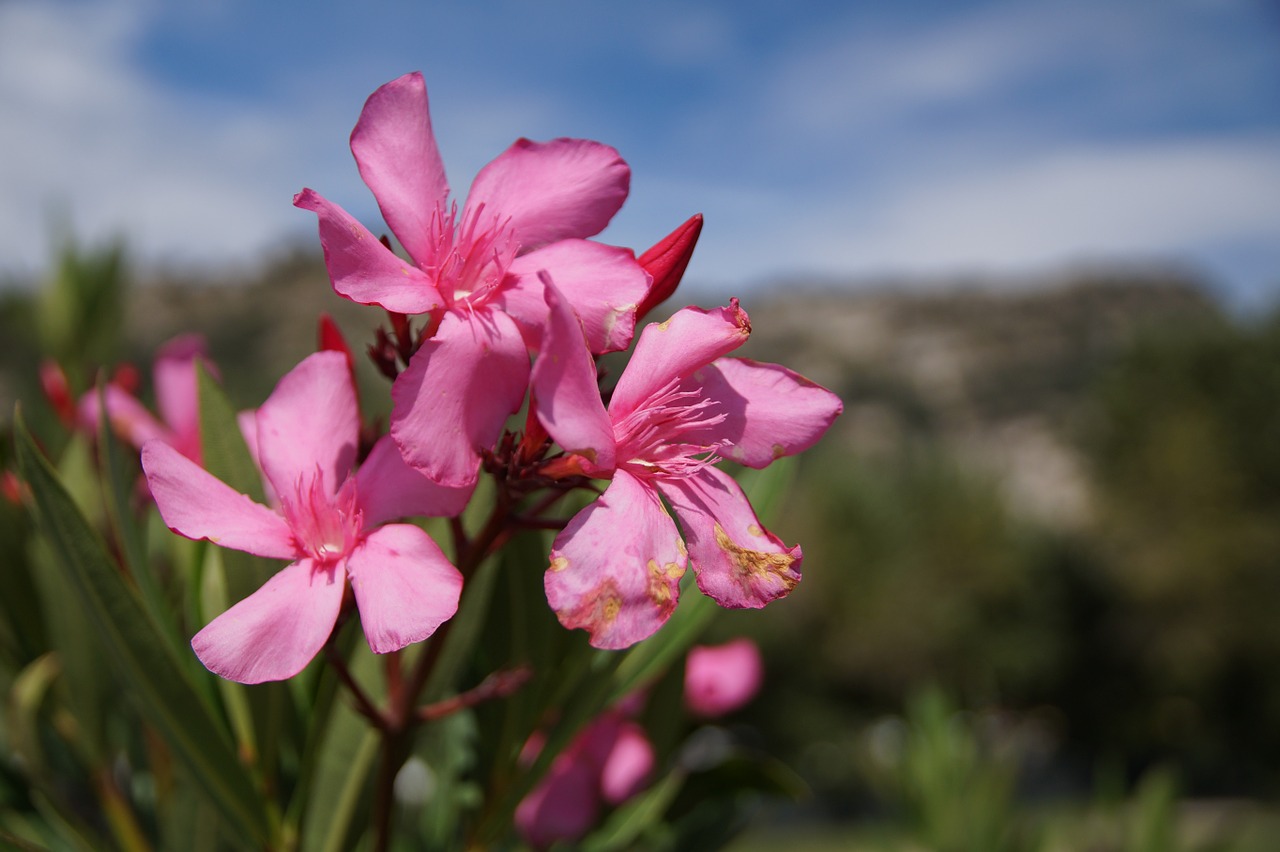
[635,213,703,322]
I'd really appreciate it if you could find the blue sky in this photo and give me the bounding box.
[3,0,1279,308]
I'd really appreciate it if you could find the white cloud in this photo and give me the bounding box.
[781,136,1280,278]
[0,0,335,276]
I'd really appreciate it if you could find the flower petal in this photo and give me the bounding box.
[81,385,168,452]
[256,352,359,499]
[503,240,646,354]
[530,276,616,473]
[545,470,686,649]
[680,358,843,469]
[515,754,600,848]
[152,333,208,456]
[391,308,529,488]
[141,440,295,559]
[608,301,751,421]
[657,466,801,609]
[294,188,443,314]
[355,435,472,525]
[192,558,344,683]
[349,71,450,268]
[347,524,462,654]
[600,720,655,804]
[684,638,764,718]
[467,137,629,251]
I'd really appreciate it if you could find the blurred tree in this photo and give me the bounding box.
[1083,313,1280,792]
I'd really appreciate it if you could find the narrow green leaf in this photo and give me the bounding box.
[284,620,359,837]
[581,770,685,852]
[195,362,264,503]
[28,536,111,763]
[0,488,45,667]
[200,547,257,764]
[93,386,186,656]
[15,411,271,846]
[299,641,381,852]
[6,653,61,775]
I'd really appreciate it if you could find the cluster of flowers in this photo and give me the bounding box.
[111,72,840,686]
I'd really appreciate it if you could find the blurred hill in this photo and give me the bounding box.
[740,273,1217,529]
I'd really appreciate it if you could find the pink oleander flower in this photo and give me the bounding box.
[516,709,655,848]
[684,638,765,718]
[80,334,210,463]
[532,287,843,648]
[141,351,468,684]
[294,71,648,490]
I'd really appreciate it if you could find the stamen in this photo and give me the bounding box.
[280,469,363,564]
[419,201,517,307]
[613,378,728,480]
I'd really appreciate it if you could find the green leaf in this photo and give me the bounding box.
[6,653,61,777]
[93,385,186,658]
[14,410,271,846]
[581,770,685,852]
[297,638,381,852]
[195,362,264,503]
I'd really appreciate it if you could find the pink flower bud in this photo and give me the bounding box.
[684,638,764,718]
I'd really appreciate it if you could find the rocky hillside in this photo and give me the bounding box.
[738,273,1219,527]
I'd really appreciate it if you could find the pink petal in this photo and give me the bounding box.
[467,137,629,251]
[391,308,530,488]
[349,71,450,268]
[80,385,168,452]
[503,240,647,354]
[600,721,654,804]
[346,524,462,654]
[608,301,752,422]
[545,470,687,649]
[530,276,616,473]
[515,755,600,848]
[657,466,801,609]
[141,440,295,560]
[255,352,359,500]
[684,638,764,718]
[679,358,843,469]
[192,558,344,683]
[355,435,472,526]
[152,333,207,451]
[294,188,443,314]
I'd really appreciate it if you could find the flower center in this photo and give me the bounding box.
[281,472,364,564]
[613,379,728,480]
[422,201,517,308]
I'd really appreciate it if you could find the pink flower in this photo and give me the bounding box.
[532,288,843,648]
[294,71,648,490]
[80,334,210,462]
[684,638,764,718]
[141,351,468,684]
[516,710,655,848]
